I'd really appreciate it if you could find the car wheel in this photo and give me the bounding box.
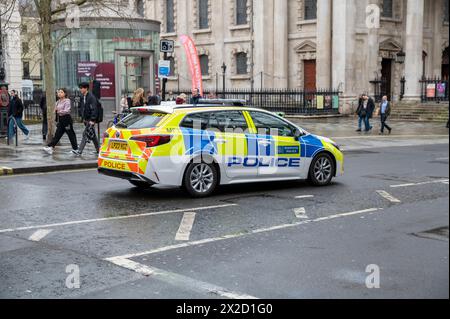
[183,161,218,197]
[309,153,335,186]
[129,180,152,189]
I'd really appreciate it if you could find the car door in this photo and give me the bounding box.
[247,111,301,178]
[209,110,257,180]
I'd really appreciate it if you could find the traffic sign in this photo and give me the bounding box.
[158,60,171,78]
[160,39,175,53]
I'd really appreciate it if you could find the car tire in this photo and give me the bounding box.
[129,180,152,189]
[183,161,218,197]
[308,153,335,186]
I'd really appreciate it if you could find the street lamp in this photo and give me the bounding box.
[221,62,227,98]
[395,51,406,64]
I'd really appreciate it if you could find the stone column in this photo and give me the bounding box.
[316,0,332,89]
[432,0,443,77]
[403,0,425,101]
[332,0,346,91]
[273,0,288,88]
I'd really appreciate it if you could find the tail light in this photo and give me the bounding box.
[130,135,172,148]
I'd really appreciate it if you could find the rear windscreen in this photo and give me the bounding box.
[117,112,166,129]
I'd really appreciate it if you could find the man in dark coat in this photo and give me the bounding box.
[73,82,99,156]
[7,90,30,141]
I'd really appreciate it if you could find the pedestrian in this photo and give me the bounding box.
[176,93,187,105]
[146,90,159,106]
[72,82,100,156]
[166,91,176,101]
[132,88,146,107]
[120,95,128,113]
[1,86,10,137]
[7,90,30,142]
[378,95,392,135]
[207,91,217,99]
[40,94,48,140]
[43,88,79,154]
[190,88,202,105]
[355,93,374,132]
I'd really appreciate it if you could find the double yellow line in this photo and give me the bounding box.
[0,167,13,176]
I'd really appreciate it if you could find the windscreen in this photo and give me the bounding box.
[116,112,166,129]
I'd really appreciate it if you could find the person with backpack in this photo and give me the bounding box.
[73,82,100,156]
[7,90,30,142]
[43,88,79,154]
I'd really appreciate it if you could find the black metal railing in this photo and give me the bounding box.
[420,77,449,102]
[171,88,341,115]
[369,77,388,103]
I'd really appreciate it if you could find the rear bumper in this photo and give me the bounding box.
[98,167,154,184]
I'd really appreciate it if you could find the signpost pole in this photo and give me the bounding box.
[162,52,167,101]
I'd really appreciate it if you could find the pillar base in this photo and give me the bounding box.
[400,96,422,104]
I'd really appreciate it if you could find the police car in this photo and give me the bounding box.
[98,101,344,197]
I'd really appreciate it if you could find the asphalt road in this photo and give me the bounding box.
[0,142,448,299]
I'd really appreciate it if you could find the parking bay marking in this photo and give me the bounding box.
[294,195,314,199]
[175,212,196,241]
[293,207,308,219]
[28,229,52,242]
[376,190,401,203]
[106,257,258,299]
[107,207,382,261]
[390,179,449,188]
[0,204,237,234]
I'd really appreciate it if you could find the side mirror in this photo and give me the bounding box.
[294,128,303,140]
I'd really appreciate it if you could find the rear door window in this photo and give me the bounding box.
[209,111,249,132]
[180,112,210,130]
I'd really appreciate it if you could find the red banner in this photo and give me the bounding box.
[94,63,115,98]
[179,35,203,96]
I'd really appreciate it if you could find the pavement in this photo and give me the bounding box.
[0,116,448,175]
[0,142,448,298]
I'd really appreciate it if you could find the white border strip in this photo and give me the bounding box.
[108,208,381,260]
[376,190,401,203]
[0,204,237,234]
[106,257,258,299]
[390,179,449,188]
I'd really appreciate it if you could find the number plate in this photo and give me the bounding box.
[109,141,128,152]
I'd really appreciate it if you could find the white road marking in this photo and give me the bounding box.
[293,207,308,219]
[0,204,237,234]
[435,157,449,161]
[443,181,449,185]
[390,179,449,188]
[109,208,381,260]
[106,257,258,299]
[376,190,401,203]
[175,212,196,241]
[294,195,314,199]
[28,229,52,242]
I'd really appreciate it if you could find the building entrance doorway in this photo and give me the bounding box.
[115,51,154,111]
[381,58,392,100]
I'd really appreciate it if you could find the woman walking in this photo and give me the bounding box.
[43,88,79,155]
[132,88,145,107]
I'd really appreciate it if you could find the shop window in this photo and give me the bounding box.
[199,0,209,29]
[381,0,393,18]
[236,52,248,75]
[166,0,175,33]
[236,0,248,25]
[304,0,317,20]
[199,55,209,76]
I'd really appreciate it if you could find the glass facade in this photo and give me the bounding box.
[53,27,159,97]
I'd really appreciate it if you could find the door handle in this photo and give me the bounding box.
[215,139,228,144]
[257,140,271,146]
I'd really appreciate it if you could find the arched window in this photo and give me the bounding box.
[381,0,393,18]
[236,52,248,75]
[198,0,209,29]
[236,0,248,25]
[136,0,144,16]
[199,55,209,76]
[304,0,317,20]
[166,0,175,33]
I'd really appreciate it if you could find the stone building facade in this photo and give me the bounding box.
[0,0,22,91]
[146,0,449,113]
